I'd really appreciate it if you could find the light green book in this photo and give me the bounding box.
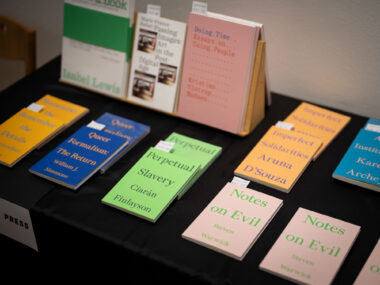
[165,132,222,199]
[101,147,200,222]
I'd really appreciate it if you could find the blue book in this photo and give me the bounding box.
[95,113,150,173]
[333,119,380,192]
[366,118,380,125]
[29,125,127,190]
[365,118,380,130]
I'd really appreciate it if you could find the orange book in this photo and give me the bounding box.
[36,94,89,126]
[35,94,89,148]
[0,108,64,167]
[234,126,322,193]
[284,102,351,159]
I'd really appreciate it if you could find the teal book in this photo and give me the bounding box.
[165,132,222,199]
[101,147,200,222]
[333,119,380,192]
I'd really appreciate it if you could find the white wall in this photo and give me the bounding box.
[1,0,379,118]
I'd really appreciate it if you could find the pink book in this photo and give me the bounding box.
[354,238,380,285]
[182,182,283,260]
[259,208,361,285]
[177,13,260,134]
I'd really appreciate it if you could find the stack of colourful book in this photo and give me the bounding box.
[164,132,222,199]
[29,113,149,190]
[234,102,351,193]
[102,133,222,222]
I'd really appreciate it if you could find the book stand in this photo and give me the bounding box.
[61,41,267,137]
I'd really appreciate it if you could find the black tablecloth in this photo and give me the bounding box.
[1,56,379,284]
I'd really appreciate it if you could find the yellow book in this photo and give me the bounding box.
[0,108,64,167]
[234,126,322,193]
[35,94,89,148]
[284,102,351,159]
[36,94,89,125]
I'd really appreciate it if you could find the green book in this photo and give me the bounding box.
[165,133,222,199]
[61,0,135,99]
[101,147,200,222]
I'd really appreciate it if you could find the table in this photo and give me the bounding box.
[1,56,379,284]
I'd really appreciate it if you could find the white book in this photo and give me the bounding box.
[60,0,135,99]
[127,12,187,113]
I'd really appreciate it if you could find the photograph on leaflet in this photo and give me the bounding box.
[158,63,178,86]
[138,29,158,53]
[132,71,156,101]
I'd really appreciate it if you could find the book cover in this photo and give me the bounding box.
[182,182,283,260]
[0,108,64,167]
[127,12,187,113]
[36,94,89,126]
[332,128,380,192]
[177,12,260,133]
[95,112,150,173]
[101,147,200,222]
[61,0,135,98]
[35,94,89,148]
[206,12,272,106]
[354,238,380,285]
[29,125,127,190]
[284,102,351,159]
[259,207,361,285]
[365,118,380,132]
[165,132,222,198]
[234,126,322,193]
[366,118,380,126]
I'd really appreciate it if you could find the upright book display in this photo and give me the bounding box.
[60,0,135,99]
[126,12,187,113]
[177,11,266,135]
[59,4,267,136]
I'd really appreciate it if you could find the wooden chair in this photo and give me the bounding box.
[0,14,36,75]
